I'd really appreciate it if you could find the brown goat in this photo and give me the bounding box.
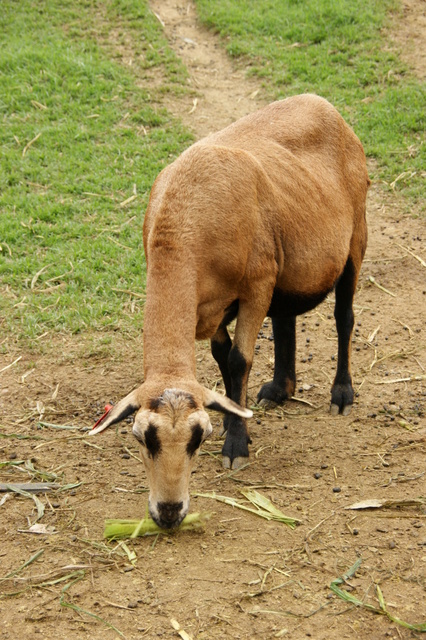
[90,94,369,529]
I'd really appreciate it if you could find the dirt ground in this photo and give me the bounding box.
[1,1,425,639]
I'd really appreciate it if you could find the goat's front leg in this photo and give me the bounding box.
[211,324,232,398]
[221,345,252,468]
[221,297,270,470]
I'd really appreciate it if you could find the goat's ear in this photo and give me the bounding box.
[90,389,141,435]
[202,388,253,419]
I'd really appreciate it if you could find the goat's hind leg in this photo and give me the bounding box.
[257,316,296,409]
[331,257,359,415]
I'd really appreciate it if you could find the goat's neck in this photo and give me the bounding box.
[143,252,197,382]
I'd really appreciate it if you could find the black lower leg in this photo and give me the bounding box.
[228,344,249,405]
[332,258,356,413]
[257,316,296,405]
[211,326,232,397]
[221,345,251,465]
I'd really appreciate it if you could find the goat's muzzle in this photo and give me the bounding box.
[150,500,186,530]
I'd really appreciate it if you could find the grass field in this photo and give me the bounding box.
[0,0,192,343]
[0,0,424,345]
[195,0,425,204]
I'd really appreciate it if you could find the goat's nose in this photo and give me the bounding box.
[153,501,185,529]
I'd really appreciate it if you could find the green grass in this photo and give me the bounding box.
[1,0,424,347]
[195,0,425,204]
[53,0,189,91]
[0,0,192,343]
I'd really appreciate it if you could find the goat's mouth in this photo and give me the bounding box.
[149,500,186,530]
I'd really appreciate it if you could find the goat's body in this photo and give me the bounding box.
[93,95,369,525]
[144,94,368,345]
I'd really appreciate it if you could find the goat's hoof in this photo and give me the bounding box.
[257,380,294,407]
[258,398,278,410]
[222,455,248,470]
[231,456,248,470]
[330,403,352,416]
[331,383,354,416]
[222,456,232,469]
[330,403,340,416]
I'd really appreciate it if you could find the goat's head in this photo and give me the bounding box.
[90,384,251,529]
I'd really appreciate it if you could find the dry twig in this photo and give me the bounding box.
[22,132,42,156]
[368,275,396,297]
[394,242,426,268]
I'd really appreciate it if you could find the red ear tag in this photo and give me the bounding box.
[91,403,114,431]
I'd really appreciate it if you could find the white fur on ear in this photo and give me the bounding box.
[90,389,141,435]
[202,388,253,419]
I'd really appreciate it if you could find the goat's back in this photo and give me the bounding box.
[143,94,369,339]
[204,93,368,201]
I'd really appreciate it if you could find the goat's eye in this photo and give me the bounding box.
[186,423,204,457]
[133,430,145,445]
[144,423,161,458]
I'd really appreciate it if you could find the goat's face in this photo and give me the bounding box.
[90,384,252,529]
[132,390,212,529]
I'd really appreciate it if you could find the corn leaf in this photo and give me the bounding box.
[104,512,212,540]
[330,559,426,632]
[0,549,44,584]
[194,490,300,529]
[59,572,125,638]
[119,542,137,564]
[240,488,300,527]
[0,460,26,468]
[6,485,45,521]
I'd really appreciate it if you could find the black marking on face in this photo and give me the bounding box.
[177,391,197,409]
[186,423,204,457]
[145,423,161,458]
[149,397,164,412]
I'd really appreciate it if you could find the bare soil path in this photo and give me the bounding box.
[150,0,266,137]
[1,2,425,639]
[394,0,426,79]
